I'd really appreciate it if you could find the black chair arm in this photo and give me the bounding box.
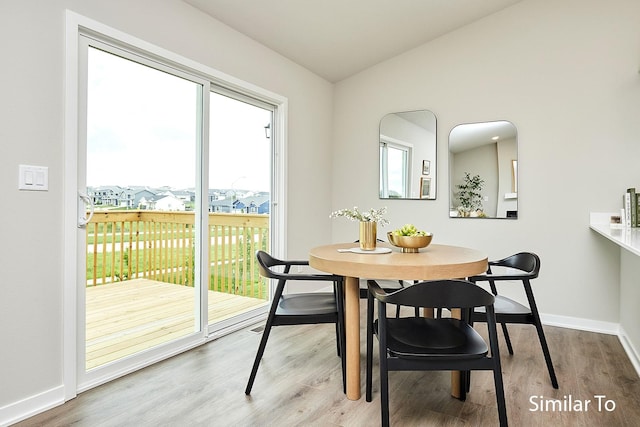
[367,279,395,301]
[468,272,535,283]
[281,260,311,267]
[273,272,343,282]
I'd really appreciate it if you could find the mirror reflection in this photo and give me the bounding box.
[449,121,517,218]
[379,110,437,200]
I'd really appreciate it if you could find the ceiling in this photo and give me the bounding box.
[184,0,524,82]
[449,121,517,154]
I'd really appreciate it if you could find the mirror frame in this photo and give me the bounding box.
[379,110,437,200]
[448,120,518,219]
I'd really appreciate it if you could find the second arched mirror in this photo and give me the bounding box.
[449,121,517,218]
[379,110,437,200]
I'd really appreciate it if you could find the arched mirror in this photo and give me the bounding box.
[379,110,437,200]
[449,121,517,218]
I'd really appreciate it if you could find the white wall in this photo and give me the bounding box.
[0,0,334,419]
[332,0,640,324]
[3,0,640,422]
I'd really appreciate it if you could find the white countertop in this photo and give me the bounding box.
[590,212,640,257]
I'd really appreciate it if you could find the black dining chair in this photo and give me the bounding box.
[365,279,508,427]
[245,250,346,395]
[467,252,558,389]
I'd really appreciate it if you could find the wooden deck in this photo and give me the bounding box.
[86,278,267,369]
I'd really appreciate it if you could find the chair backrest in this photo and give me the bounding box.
[492,252,540,278]
[371,279,494,309]
[255,250,283,279]
[255,250,340,283]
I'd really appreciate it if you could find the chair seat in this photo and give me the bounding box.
[378,317,488,358]
[475,295,531,315]
[277,292,337,316]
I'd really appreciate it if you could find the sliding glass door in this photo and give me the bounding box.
[78,38,207,389]
[69,14,287,391]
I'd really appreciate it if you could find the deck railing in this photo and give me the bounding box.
[86,210,269,299]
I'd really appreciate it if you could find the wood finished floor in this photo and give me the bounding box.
[85,279,267,369]
[18,301,640,426]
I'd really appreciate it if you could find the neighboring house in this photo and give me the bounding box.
[89,185,122,206]
[171,189,194,203]
[209,198,234,213]
[233,194,270,214]
[117,188,136,208]
[138,194,186,211]
[208,193,269,214]
[155,194,186,211]
[132,188,157,208]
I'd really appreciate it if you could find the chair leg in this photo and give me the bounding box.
[501,322,514,355]
[533,319,559,388]
[335,280,347,393]
[377,300,390,427]
[525,282,559,389]
[486,309,508,426]
[366,293,375,402]
[493,365,509,427]
[245,321,274,395]
[459,371,468,401]
[379,347,390,427]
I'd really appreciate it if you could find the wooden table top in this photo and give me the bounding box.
[309,242,488,280]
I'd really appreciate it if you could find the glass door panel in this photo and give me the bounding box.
[84,45,202,370]
[208,91,272,331]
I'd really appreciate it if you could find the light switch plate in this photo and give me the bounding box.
[19,165,48,191]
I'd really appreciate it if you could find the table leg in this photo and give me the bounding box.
[344,276,360,400]
[423,306,463,398]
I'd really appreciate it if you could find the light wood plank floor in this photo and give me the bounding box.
[86,279,267,369]
[19,301,640,426]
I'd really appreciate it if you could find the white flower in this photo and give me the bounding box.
[330,206,389,226]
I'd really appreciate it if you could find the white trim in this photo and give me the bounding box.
[77,335,205,393]
[272,102,288,259]
[541,313,640,380]
[208,311,268,341]
[541,313,619,335]
[63,9,81,403]
[0,386,65,427]
[619,326,640,378]
[379,133,415,150]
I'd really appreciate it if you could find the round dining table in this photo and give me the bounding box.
[309,242,488,400]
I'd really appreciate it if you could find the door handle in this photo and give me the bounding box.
[78,191,95,228]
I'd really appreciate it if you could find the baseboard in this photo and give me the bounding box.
[541,313,640,379]
[618,326,640,379]
[0,385,65,427]
[540,313,620,335]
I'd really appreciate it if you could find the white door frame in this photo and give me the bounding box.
[63,10,287,401]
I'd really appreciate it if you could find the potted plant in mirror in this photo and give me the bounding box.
[330,207,389,250]
[455,172,485,217]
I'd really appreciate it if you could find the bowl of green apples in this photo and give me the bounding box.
[387,224,433,253]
